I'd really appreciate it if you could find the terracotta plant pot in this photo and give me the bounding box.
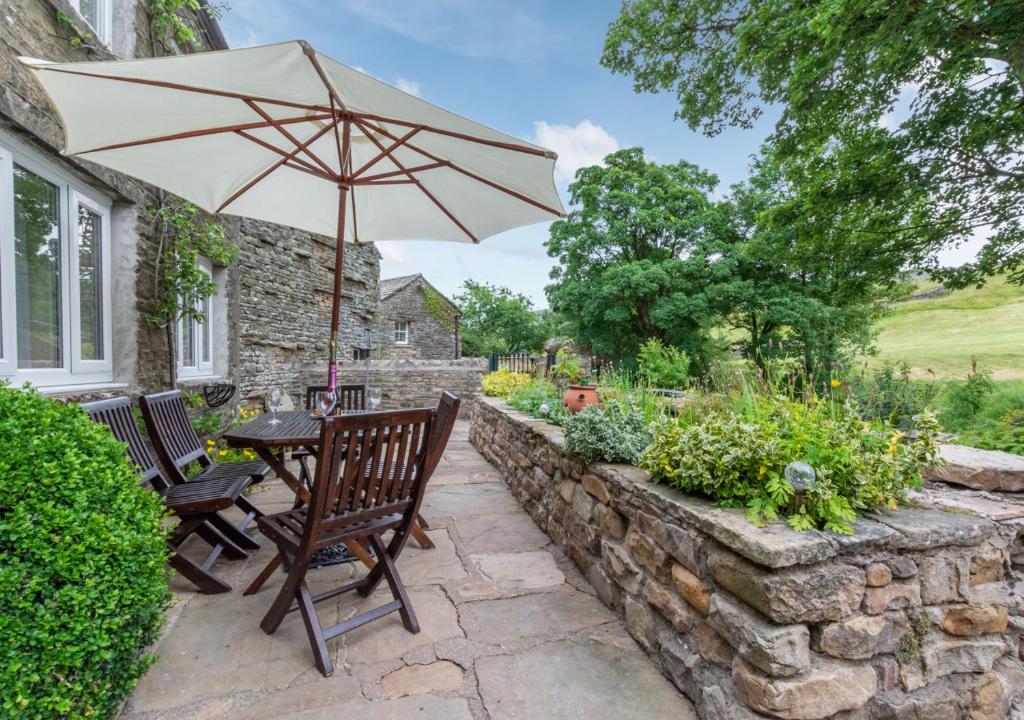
[563,385,599,414]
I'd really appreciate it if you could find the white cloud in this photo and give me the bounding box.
[394,77,421,97]
[375,241,410,264]
[341,0,559,61]
[530,120,620,183]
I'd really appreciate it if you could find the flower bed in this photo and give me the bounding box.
[469,395,1024,719]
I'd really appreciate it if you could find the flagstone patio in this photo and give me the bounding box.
[119,419,697,720]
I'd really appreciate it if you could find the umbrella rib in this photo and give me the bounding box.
[350,126,423,179]
[245,99,338,178]
[352,111,552,158]
[363,121,564,218]
[77,114,334,155]
[353,117,479,243]
[215,120,338,214]
[353,162,448,184]
[235,129,330,176]
[36,66,332,113]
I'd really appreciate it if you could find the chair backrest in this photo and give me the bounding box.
[424,392,460,479]
[81,396,169,492]
[305,384,366,412]
[138,390,207,484]
[308,408,435,533]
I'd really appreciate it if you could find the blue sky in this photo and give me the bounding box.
[219,0,977,306]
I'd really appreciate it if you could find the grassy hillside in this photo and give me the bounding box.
[871,277,1024,380]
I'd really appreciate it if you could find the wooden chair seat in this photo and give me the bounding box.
[257,508,404,554]
[192,459,270,485]
[163,476,249,515]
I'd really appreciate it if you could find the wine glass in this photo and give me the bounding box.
[266,386,286,425]
[367,387,382,411]
[315,389,337,418]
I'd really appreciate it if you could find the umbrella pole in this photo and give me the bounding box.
[327,184,348,391]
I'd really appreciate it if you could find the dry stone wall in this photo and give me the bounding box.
[469,395,1024,719]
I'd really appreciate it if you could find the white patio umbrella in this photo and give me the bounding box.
[21,40,564,387]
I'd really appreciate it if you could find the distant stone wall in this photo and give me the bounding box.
[301,358,486,411]
[470,396,1024,720]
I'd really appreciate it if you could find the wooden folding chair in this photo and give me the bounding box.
[293,383,366,486]
[82,396,260,594]
[257,406,451,676]
[139,389,268,543]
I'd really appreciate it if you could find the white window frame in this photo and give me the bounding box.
[177,259,215,379]
[69,0,113,46]
[394,320,410,345]
[0,136,114,387]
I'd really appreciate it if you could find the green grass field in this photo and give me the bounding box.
[870,277,1024,380]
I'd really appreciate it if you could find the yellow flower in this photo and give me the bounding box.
[218,450,227,457]
[758,465,767,476]
[830,378,841,389]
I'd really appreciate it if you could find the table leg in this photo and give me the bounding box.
[253,445,310,504]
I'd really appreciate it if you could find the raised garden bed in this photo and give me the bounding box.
[469,395,1024,719]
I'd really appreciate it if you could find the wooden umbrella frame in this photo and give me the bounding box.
[39,41,563,387]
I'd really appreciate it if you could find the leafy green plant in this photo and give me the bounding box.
[148,0,224,51]
[850,361,939,430]
[942,361,996,430]
[148,196,237,386]
[0,384,170,719]
[564,398,653,465]
[422,286,457,333]
[509,380,561,415]
[190,410,222,437]
[636,338,690,389]
[548,348,587,386]
[641,393,941,534]
[481,369,533,398]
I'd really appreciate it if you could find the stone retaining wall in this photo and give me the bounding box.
[469,396,1024,719]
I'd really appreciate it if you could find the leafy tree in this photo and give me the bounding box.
[545,147,723,369]
[454,280,546,356]
[603,0,1024,287]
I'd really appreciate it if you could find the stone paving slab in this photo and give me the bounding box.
[119,422,696,720]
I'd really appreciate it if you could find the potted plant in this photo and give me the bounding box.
[549,348,598,413]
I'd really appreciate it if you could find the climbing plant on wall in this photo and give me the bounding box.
[423,285,457,333]
[148,0,224,53]
[147,194,238,386]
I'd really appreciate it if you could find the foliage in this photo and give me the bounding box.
[548,348,588,386]
[962,408,1024,456]
[508,380,563,418]
[0,384,170,719]
[850,361,940,430]
[564,398,654,466]
[148,197,237,386]
[481,369,533,398]
[55,11,87,49]
[454,280,547,357]
[422,285,457,333]
[545,147,722,370]
[190,410,222,437]
[204,405,262,463]
[641,393,942,534]
[149,0,223,51]
[636,338,690,389]
[602,0,1024,288]
[942,361,996,428]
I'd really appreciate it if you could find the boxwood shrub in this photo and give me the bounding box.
[0,384,170,719]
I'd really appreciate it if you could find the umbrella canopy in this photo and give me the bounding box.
[21,40,564,386]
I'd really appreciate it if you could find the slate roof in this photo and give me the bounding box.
[379,274,422,300]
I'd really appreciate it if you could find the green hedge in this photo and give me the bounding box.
[0,385,170,719]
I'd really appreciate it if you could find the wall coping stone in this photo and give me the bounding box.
[475,396,998,569]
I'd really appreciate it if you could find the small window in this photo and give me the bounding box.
[177,260,214,378]
[69,0,113,46]
[394,320,409,345]
[353,347,370,361]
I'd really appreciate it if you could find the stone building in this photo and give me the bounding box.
[377,274,461,360]
[0,0,379,404]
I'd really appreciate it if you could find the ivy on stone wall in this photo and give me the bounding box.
[423,285,457,333]
[148,0,224,53]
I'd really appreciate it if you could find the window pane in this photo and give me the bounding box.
[200,295,210,364]
[77,204,103,361]
[78,0,99,30]
[14,165,62,369]
[182,317,195,368]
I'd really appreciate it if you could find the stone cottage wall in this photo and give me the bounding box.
[469,396,1024,719]
[379,280,460,360]
[1,1,380,407]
